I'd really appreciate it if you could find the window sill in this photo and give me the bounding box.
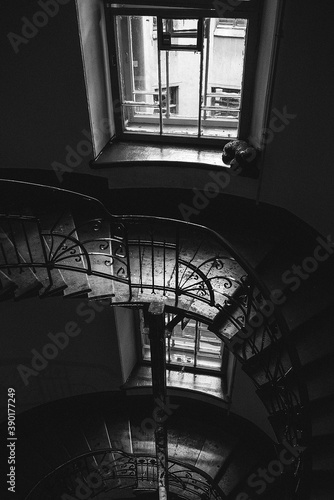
[91,140,259,179]
[122,364,229,404]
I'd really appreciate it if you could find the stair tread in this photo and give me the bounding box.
[0,225,42,297]
[256,242,334,332]
[3,216,67,296]
[293,308,334,367]
[73,216,117,299]
[311,397,334,437]
[302,356,334,401]
[231,321,282,361]
[41,211,91,297]
[242,342,292,386]
[312,435,334,469]
[0,269,17,298]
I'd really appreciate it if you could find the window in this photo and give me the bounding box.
[107,2,261,144]
[140,311,223,373]
[216,17,248,33]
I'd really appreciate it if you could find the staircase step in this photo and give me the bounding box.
[195,433,238,479]
[104,411,133,454]
[56,421,91,457]
[0,225,43,298]
[39,238,68,296]
[218,441,272,496]
[168,420,205,468]
[256,369,300,414]
[73,216,116,299]
[279,273,334,334]
[2,216,67,297]
[312,435,334,471]
[311,471,334,494]
[310,489,334,500]
[80,412,111,450]
[255,243,302,290]
[23,427,69,472]
[41,211,91,297]
[293,307,334,367]
[130,405,155,455]
[311,396,334,437]
[256,241,334,333]
[223,232,275,270]
[0,269,16,299]
[17,444,53,494]
[242,341,292,386]
[231,320,282,362]
[302,355,334,402]
[230,466,293,500]
[267,408,307,443]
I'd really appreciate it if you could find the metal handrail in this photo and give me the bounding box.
[0,179,310,496]
[24,448,226,500]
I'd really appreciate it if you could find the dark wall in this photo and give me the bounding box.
[0,0,91,171]
[259,0,334,236]
[0,296,123,421]
[1,0,333,238]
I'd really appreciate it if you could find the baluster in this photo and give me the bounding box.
[138,236,143,294]
[175,229,179,307]
[163,239,166,296]
[21,219,35,272]
[151,231,155,294]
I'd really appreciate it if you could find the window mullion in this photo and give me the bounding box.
[203,18,211,125]
[166,52,170,119]
[197,18,204,138]
[157,43,163,136]
[194,321,199,368]
[127,17,135,102]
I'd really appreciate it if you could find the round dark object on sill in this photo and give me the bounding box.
[222,139,258,177]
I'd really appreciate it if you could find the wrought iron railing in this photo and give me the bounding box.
[0,179,309,496]
[24,449,225,500]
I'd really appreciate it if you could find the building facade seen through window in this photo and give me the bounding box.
[114,15,248,140]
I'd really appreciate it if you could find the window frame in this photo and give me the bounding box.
[138,308,226,376]
[105,0,263,147]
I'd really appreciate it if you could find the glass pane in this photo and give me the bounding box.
[168,322,195,367]
[140,310,151,361]
[116,15,247,140]
[201,18,248,138]
[196,327,222,370]
[116,16,160,133]
[161,50,200,136]
[161,19,199,48]
[142,312,222,372]
[171,19,198,33]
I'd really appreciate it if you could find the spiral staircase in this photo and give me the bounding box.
[1,179,334,499]
[15,392,280,500]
